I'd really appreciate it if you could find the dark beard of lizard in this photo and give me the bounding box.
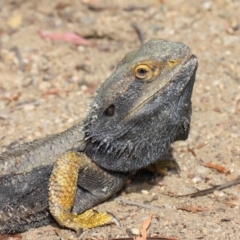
[83,117,149,159]
[83,105,174,165]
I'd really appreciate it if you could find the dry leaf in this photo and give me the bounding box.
[223,201,238,207]
[1,92,21,103]
[134,214,153,240]
[7,12,22,29]
[201,162,228,173]
[42,88,60,97]
[39,31,92,46]
[177,205,205,213]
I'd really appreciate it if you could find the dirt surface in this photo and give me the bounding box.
[0,0,240,239]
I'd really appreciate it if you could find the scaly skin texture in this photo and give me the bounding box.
[0,123,86,233]
[49,151,121,233]
[84,39,198,172]
[0,123,127,233]
[0,38,198,234]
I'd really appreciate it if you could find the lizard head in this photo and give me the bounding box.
[84,38,198,172]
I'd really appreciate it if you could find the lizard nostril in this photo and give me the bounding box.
[104,104,115,117]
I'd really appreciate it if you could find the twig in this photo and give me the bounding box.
[86,4,148,12]
[111,237,178,240]
[168,175,240,198]
[11,46,25,71]
[116,199,162,211]
[131,22,144,45]
[87,4,117,11]
[123,5,149,12]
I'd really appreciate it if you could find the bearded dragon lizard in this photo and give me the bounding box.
[0,39,198,234]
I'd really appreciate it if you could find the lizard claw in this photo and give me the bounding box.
[106,212,121,227]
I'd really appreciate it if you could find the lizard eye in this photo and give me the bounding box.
[105,104,115,117]
[134,65,153,80]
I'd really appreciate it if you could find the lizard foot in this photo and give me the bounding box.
[48,151,117,232]
[54,209,116,233]
[149,159,180,176]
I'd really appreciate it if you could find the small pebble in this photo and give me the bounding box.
[213,190,225,197]
[192,176,202,184]
[23,104,35,111]
[203,1,212,10]
[141,190,149,195]
[197,166,207,174]
[187,173,195,179]
[182,166,188,172]
[202,227,208,235]
[130,228,140,235]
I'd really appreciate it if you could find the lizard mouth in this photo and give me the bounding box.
[184,54,198,70]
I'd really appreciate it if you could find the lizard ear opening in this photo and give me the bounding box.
[104,104,115,117]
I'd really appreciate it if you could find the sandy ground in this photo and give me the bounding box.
[0,0,240,239]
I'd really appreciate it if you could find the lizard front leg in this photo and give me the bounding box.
[49,151,128,233]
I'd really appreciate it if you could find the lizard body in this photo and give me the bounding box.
[0,124,126,233]
[0,39,198,234]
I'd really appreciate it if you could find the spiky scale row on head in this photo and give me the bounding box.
[84,39,198,172]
